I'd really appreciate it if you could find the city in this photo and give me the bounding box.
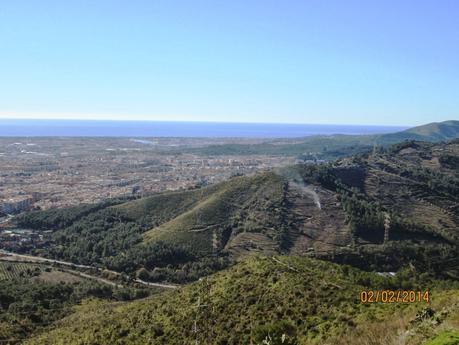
[0,137,294,212]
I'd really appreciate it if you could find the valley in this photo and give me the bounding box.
[10,138,457,280]
[3,0,459,342]
[1,121,459,344]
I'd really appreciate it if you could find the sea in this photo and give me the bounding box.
[0,119,408,138]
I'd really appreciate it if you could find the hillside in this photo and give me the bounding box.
[291,139,459,277]
[378,120,459,143]
[14,139,459,282]
[0,261,151,344]
[14,173,289,282]
[142,172,287,257]
[7,138,459,344]
[23,256,459,345]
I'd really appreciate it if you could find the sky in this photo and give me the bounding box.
[0,0,458,126]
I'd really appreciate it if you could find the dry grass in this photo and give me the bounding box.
[31,270,84,284]
[322,291,459,345]
[317,314,410,345]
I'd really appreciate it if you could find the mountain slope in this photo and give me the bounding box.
[295,139,459,277]
[24,256,459,345]
[404,120,459,140]
[142,172,286,257]
[13,172,290,282]
[0,261,152,344]
[13,139,459,281]
[377,120,459,143]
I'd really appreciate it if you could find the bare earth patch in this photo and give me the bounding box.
[32,270,84,284]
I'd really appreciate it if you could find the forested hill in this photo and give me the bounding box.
[23,256,459,345]
[15,139,459,283]
[180,120,459,158]
[380,120,459,143]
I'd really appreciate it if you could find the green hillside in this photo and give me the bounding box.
[143,172,286,256]
[14,172,289,282]
[403,120,459,140]
[14,138,459,282]
[6,136,459,345]
[377,120,459,143]
[300,139,459,278]
[0,262,151,344]
[113,185,220,223]
[23,256,459,345]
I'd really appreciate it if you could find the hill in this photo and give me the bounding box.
[23,256,459,345]
[0,261,151,344]
[14,172,288,282]
[378,120,459,143]
[299,139,459,278]
[14,139,459,282]
[7,137,459,344]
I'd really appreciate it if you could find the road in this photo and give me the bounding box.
[59,267,125,288]
[0,250,178,289]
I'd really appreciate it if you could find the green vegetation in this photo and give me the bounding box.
[396,120,459,141]
[142,172,287,254]
[0,262,42,280]
[23,256,459,345]
[294,141,459,277]
[15,188,223,282]
[0,262,151,344]
[3,131,459,344]
[13,138,459,283]
[16,172,290,283]
[15,198,130,230]
[424,331,459,345]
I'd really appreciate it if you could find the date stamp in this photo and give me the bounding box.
[360,290,430,303]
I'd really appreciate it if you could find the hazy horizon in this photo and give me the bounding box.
[0,118,409,138]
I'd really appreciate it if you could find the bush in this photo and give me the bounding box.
[252,320,298,345]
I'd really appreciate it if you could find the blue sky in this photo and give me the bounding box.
[0,0,458,126]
